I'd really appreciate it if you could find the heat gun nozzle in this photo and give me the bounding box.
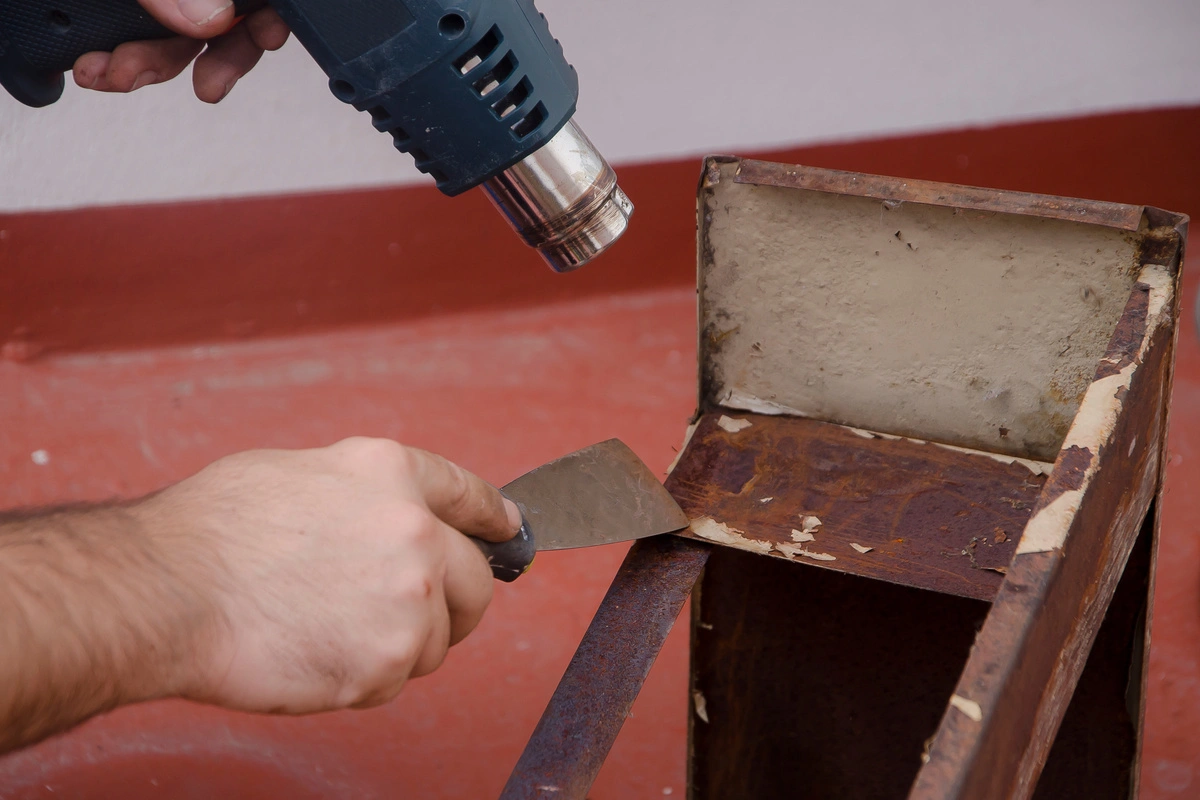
[482,119,633,273]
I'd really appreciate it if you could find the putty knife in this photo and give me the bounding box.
[473,439,690,581]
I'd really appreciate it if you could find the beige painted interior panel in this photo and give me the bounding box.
[700,160,1141,461]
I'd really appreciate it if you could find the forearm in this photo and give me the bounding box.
[0,438,513,751]
[0,503,216,752]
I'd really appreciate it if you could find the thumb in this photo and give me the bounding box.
[137,0,238,37]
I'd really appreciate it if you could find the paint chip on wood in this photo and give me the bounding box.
[950,694,983,722]
[790,529,816,543]
[776,543,836,561]
[689,517,773,554]
[717,415,753,433]
[693,691,709,723]
[760,496,774,503]
[850,543,873,554]
[798,515,822,534]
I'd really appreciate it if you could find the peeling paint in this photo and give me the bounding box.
[718,387,808,417]
[950,694,983,722]
[689,517,773,554]
[798,515,822,535]
[930,441,1055,475]
[1139,263,1172,320]
[776,543,836,561]
[1016,364,1134,554]
[850,543,873,554]
[693,691,709,723]
[1016,491,1083,554]
[717,415,753,433]
[790,529,816,543]
[666,422,699,475]
[759,496,774,503]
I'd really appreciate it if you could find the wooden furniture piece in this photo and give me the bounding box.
[503,158,1188,799]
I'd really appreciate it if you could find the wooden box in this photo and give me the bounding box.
[503,158,1188,800]
[675,158,1187,798]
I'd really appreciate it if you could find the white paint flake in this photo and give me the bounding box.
[790,529,816,543]
[666,422,699,475]
[775,543,836,561]
[950,694,983,722]
[693,691,709,723]
[717,415,753,433]
[798,515,822,534]
[850,543,874,554]
[689,517,773,554]
[718,387,808,417]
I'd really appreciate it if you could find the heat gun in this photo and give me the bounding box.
[0,0,632,271]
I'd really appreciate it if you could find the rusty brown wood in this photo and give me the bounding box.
[690,546,993,798]
[733,159,1147,231]
[910,267,1180,799]
[500,534,710,800]
[671,413,1048,601]
[688,501,1156,800]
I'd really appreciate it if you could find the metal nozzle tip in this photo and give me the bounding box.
[535,182,634,273]
[482,119,634,273]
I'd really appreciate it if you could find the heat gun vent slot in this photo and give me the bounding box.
[453,26,502,75]
[511,102,547,139]
[492,78,531,120]
[389,125,412,149]
[368,105,394,132]
[472,53,516,97]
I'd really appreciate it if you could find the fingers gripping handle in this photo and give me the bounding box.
[471,514,536,583]
[0,0,265,107]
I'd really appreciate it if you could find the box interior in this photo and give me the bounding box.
[700,160,1142,461]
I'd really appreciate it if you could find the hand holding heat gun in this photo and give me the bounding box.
[0,0,632,270]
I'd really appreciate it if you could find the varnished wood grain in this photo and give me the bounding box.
[671,413,1047,601]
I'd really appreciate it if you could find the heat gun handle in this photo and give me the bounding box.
[470,513,536,583]
[0,0,265,107]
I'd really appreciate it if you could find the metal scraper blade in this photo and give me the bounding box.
[502,439,689,551]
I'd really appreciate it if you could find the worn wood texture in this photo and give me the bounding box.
[1031,509,1154,799]
[687,502,1156,800]
[733,160,1148,232]
[910,261,1180,799]
[670,413,1049,601]
[690,548,991,798]
[501,536,710,800]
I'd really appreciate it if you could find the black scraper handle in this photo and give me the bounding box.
[0,0,266,107]
[471,512,536,583]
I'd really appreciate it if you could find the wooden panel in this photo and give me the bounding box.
[698,157,1144,462]
[1032,510,1153,799]
[911,262,1180,798]
[687,503,1155,800]
[690,548,991,799]
[670,413,1049,601]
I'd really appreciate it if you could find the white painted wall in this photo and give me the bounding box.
[1,0,1197,211]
